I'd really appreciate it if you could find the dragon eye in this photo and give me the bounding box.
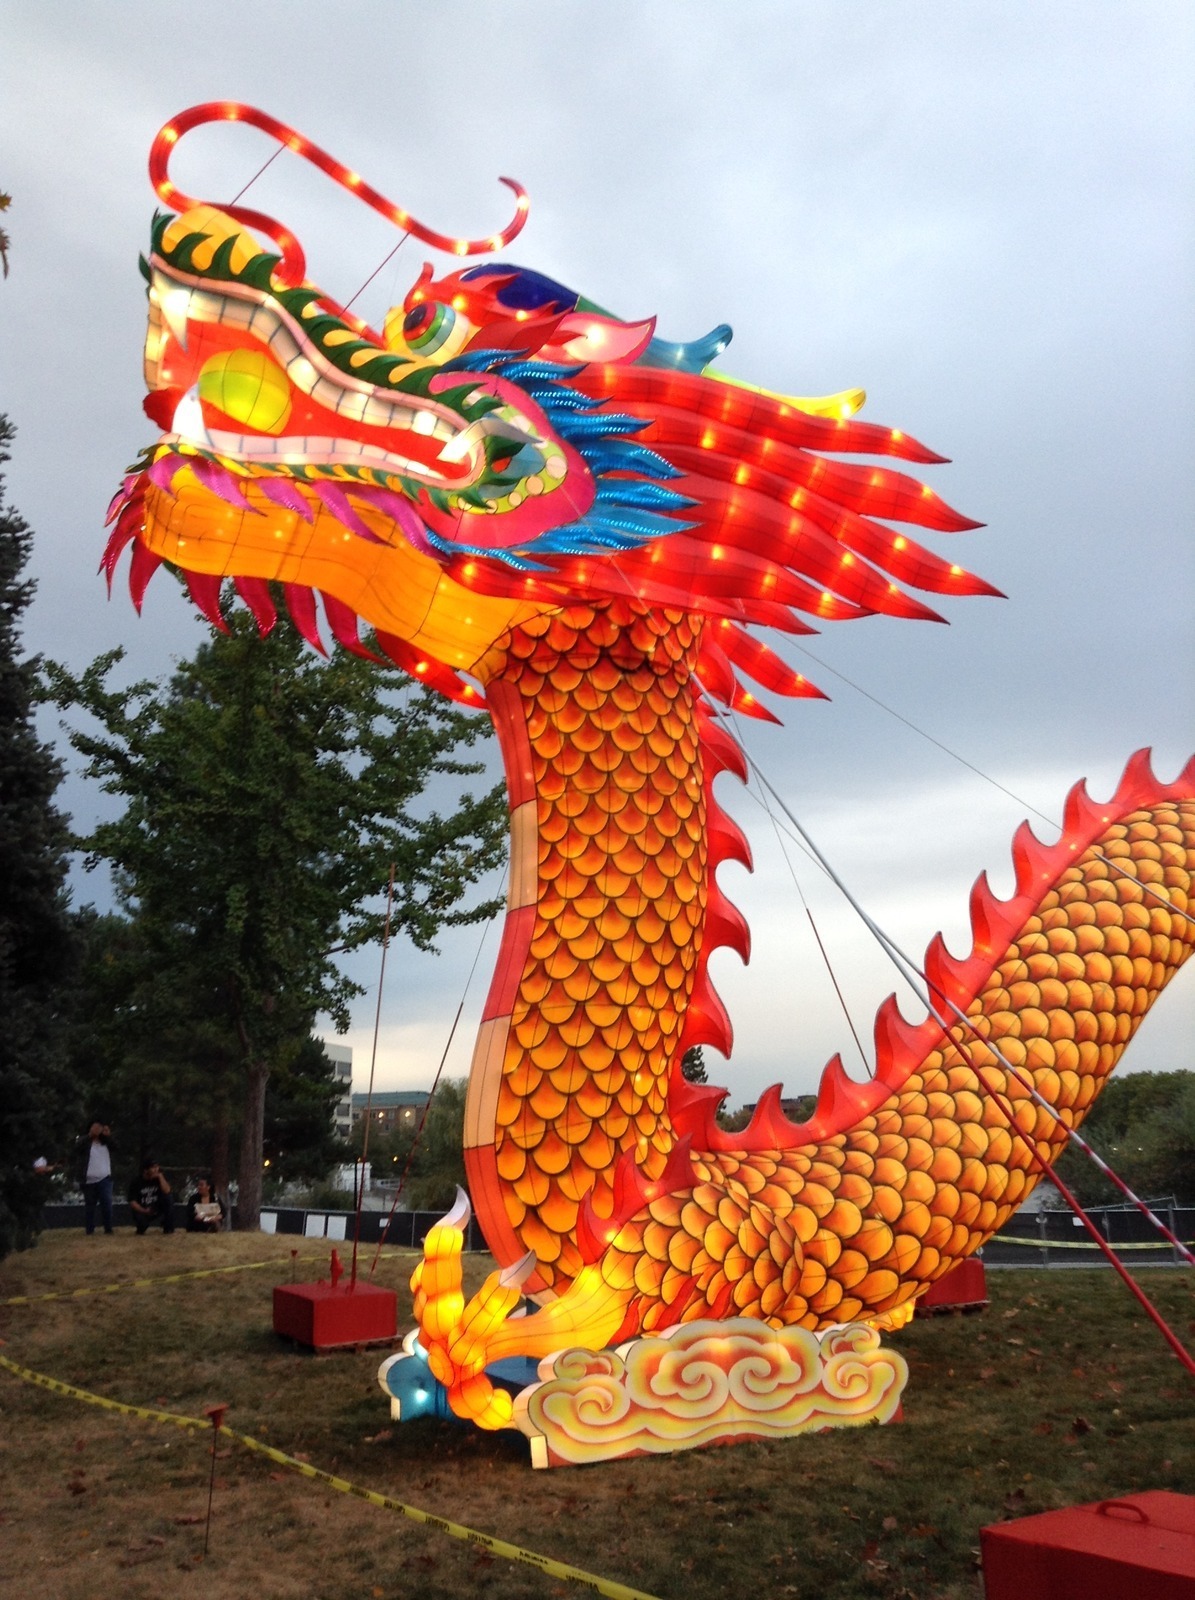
[402,299,456,355]
[197,349,292,433]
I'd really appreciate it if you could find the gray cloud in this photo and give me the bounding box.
[2,1,1190,1101]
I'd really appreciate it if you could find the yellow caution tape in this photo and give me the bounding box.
[0,1351,661,1600]
[1,1249,411,1306]
[989,1233,1191,1252]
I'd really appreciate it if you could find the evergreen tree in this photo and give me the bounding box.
[681,1045,708,1085]
[47,612,506,1226]
[0,417,79,1258]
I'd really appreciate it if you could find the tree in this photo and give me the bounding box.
[1048,1070,1195,1206]
[263,1037,348,1188]
[47,610,507,1226]
[0,417,80,1258]
[680,1045,707,1085]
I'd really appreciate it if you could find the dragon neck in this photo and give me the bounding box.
[463,598,713,1294]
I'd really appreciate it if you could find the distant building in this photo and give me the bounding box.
[350,1090,429,1133]
[323,1042,353,1140]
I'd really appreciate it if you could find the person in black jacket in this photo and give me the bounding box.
[128,1157,174,1235]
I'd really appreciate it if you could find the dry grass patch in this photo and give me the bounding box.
[1,1231,1192,1600]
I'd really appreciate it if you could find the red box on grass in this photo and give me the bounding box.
[917,1257,988,1313]
[981,1491,1195,1600]
[273,1280,398,1350]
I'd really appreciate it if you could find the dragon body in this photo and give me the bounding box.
[109,162,1195,1431]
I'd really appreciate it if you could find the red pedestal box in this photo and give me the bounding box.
[273,1280,398,1350]
[981,1492,1195,1600]
[917,1257,988,1314]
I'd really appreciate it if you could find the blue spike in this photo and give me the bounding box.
[593,478,696,512]
[640,324,734,374]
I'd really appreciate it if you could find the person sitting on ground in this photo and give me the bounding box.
[186,1175,226,1233]
[128,1157,174,1235]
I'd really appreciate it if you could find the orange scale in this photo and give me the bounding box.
[604,1108,632,1140]
[495,1080,525,1128]
[576,884,617,919]
[513,1014,552,1052]
[596,907,633,943]
[557,1010,597,1048]
[507,1103,547,1151]
[561,966,602,1004]
[541,947,582,981]
[536,809,571,845]
[611,842,649,877]
[518,1210,563,1266]
[537,1189,581,1240]
[575,839,618,877]
[554,745,589,779]
[672,875,700,905]
[539,990,578,1027]
[582,1000,624,1031]
[590,950,629,988]
[495,1139,527,1181]
[594,786,633,818]
[570,723,608,758]
[503,1057,544,1098]
[529,1077,570,1120]
[574,1077,614,1120]
[533,1128,576,1177]
[577,1122,616,1171]
[512,1163,552,1208]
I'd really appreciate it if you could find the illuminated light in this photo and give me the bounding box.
[893,536,908,551]
[711,545,724,561]
[790,491,804,509]
[223,103,242,120]
[734,465,750,486]
[517,195,530,212]
[161,125,179,144]
[700,429,717,450]
[452,295,467,312]
[587,325,606,346]
[892,429,903,441]
[949,564,962,576]
[345,170,362,189]
[416,661,428,674]
[921,484,933,497]
[515,309,529,322]
[840,552,854,567]
[463,562,477,578]
[453,240,469,256]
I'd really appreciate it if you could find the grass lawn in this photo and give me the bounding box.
[1,1230,1192,1600]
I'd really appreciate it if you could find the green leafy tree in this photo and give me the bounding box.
[1049,1070,1195,1206]
[0,417,80,1258]
[47,612,506,1226]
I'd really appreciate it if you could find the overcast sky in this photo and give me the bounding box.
[3,3,1192,1106]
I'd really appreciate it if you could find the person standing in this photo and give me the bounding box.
[81,1122,114,1236]
[128,1157,174,1235]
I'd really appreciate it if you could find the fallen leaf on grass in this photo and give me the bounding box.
[868,1458,898,1474]
[1070,1416,1091,1436]
[173,1515,204,1525]
[1006,1337,1024,1346]
[882,1516,898,1532]
[1032,1422,1053,1435]
[978,1367,996,1380]
[361,1430,392,1444]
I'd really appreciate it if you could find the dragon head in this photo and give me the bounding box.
[107,119,994,717]
[106,204,705,700]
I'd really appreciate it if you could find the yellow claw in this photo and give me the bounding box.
[412,1191,537,1427]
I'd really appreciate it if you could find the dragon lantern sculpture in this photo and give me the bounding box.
[108,107,1194,1462]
